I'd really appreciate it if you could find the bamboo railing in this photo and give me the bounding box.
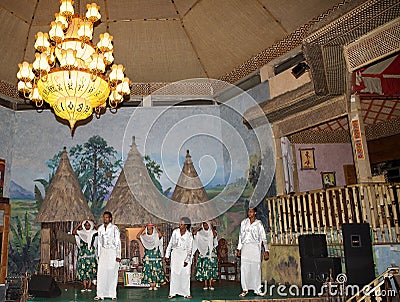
[266,183,400,245]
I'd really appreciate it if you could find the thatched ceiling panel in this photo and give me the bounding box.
[1,0,35,23]
[259,0,342,32]
[107,0,177,20]
[33,0,59,26]
[174,0,198,16]
[183,0,286,78]
[110,20,206,82]
[0,9,29,84]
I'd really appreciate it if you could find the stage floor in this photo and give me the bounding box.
[28,281,285,302]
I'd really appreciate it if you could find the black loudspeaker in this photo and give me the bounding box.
[299,234,328,258]
[301,257,342,290]
[342,223,375,287]
[28,275,61,297]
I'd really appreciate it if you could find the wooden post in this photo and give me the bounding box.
[272,127,286,196]
[348,94,373,184]
[40,224,51,275]
[389,185,400,243]
[0,202,10,283]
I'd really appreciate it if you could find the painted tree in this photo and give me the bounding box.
[144,155,171,196]
[69,135,122,218]
[8,212,40,274]
[34,151,63,209]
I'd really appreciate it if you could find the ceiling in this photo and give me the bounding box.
[0,0,343,103]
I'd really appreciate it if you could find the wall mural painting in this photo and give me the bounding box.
[8,136,263,276]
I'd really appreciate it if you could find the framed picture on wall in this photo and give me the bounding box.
[299,148,316,170]
[321,171,336,189]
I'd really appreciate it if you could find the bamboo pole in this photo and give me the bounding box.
[282,196,289,244]
[382,185,393,242]
[325,190,339,243]
[292,195,299,243]
[353,185,370,222]
[288,196,295,244]
[366,185,378,242]
[337,189,346,224]
[272,198,279,244]
[302,194,309,233]
[351,187,362,223]
[390,185,400,243]
[332,190,342,243]
[376,184,386,242]
[296,195,303,236]
[267,198,274,244]
[314,192,321,234]
[307,193,315,234]
[344,187,353,223]
[277,198,284,244]
[319,191,328,242]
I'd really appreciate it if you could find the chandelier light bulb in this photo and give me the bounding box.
[49,21,65,43]
[17,62,35,82]
[103,51,114,65]
[109,64,125,84]
[34,32,51,53]
[97,33,113,52]
[30,87,43,104]
[59,0,74,18]
[89,53,106,73]
[54,13,68,30]
[17,81,33,95]
[86,3,101,23]
[33,53,51,74]
[78,20,94,43]
[116,77,131,95]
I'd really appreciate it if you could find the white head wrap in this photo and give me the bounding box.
[140,226,164,257]
[75,220,97,249]
[193,222,216,259]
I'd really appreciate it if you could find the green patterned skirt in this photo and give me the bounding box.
[142,248,166,285]
[77,241,97,281]
[195,249,218,281]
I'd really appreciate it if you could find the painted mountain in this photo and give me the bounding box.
[10,180,35,200]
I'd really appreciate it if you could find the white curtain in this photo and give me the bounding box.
[281,137,295,193]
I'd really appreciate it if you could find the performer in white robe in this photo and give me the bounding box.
[237,207,269,297]
[94,212,121,301]
[165,217,193,299]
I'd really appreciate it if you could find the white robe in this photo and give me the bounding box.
[96,223,121,299]
[237,218,268,293]
[165,228,193,297]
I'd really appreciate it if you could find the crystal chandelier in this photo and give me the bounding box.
[16,0,130,131]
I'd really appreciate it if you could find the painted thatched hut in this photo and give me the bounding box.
[35,147,93,282]
[103,137,168,260]
[171,150,221,226]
